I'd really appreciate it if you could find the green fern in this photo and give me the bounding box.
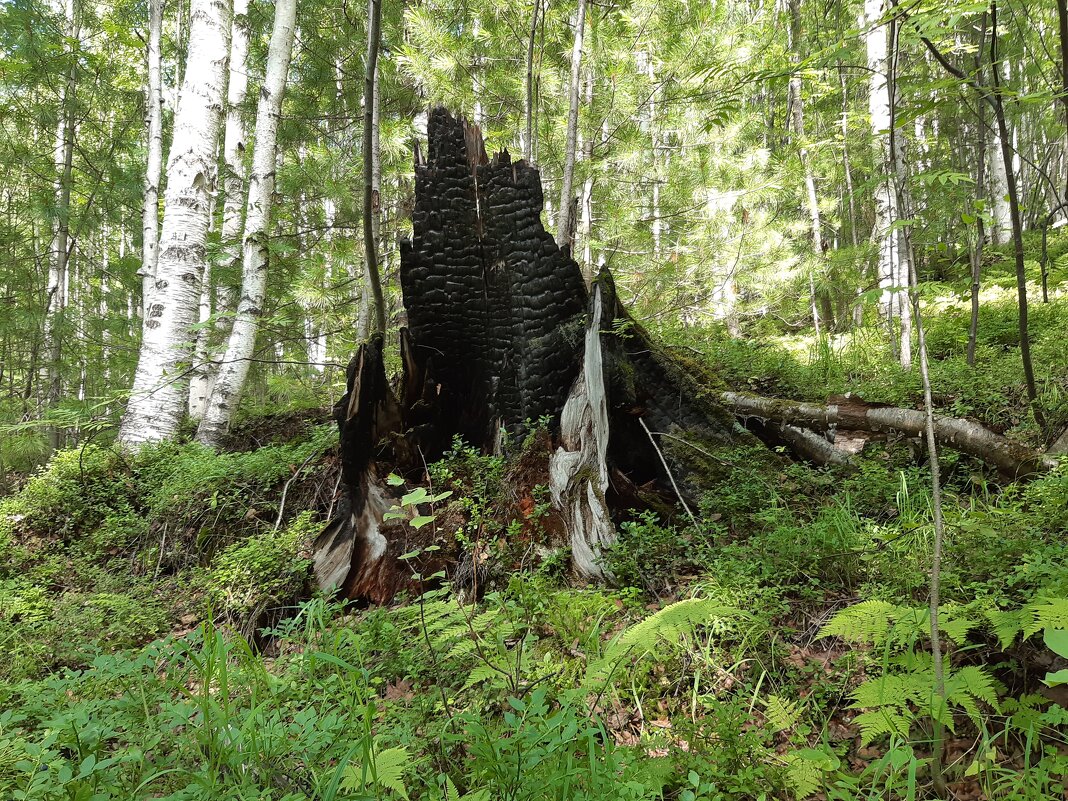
[818,600,903,645]
[984,607,1028,649]
[848,664,999,745]
[1022,598,1068,638]
[780,748,840,799]
[342,745,413,799]
[606,597,742,659]
[764,694,804,733]
[441,774,490,801]
[584,597,743,688]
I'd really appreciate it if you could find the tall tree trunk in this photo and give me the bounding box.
[988,3,1043,426]
[119,0,232,447]
[555,0,587,252]
[579,72,595,281]
[967,17,989,368]
[863,0,904,353]
[363,0,387,335]
[915,2,1043,427]
[195,0,298,446]
[139,0,163,317]
[1057,0,1068,208]
[888,17,912,369]
[987,115,1012,244]
[41,0,79,454]
[190,0,251,419]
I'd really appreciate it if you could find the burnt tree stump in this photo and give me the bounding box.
[313,109,764,603]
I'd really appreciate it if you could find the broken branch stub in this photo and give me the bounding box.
[314,108,761,602]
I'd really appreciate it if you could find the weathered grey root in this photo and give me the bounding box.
[721,391,1057,478]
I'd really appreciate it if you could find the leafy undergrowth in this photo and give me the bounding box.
[1,416,1066,799]
[0,422,339,682]
[2,268,1068,799]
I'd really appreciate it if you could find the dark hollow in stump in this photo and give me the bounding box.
[313,108,764,603]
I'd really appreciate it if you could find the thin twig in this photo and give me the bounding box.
[274,450,321,531]
[638,417,699,529]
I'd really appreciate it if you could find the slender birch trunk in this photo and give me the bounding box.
[555,0,587,251]
[968,18,989,368]
[888,16,912,369]
[987,116,1012,244]
[119,0,232,447]
[370,50,382,322]
[863,0,906,356]
[988,4,1043,426]
[987,45,1012,245]
[1056,0,1068,205]
[195,0,297,446]
[140,0,163,316]
[189,0,251,419]
[579,72,595,281]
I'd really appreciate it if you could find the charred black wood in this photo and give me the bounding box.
[314,108,763,602]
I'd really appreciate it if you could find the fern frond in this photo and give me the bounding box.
[852,709,912,746]
[782,753,821,799]
[764,694,803,733]
[818,600,901,645]
[850,674,926,709]
[607,598,742,659]
[372,747,412,800]
[984,607,1027,649]
[1023,598,1068,638]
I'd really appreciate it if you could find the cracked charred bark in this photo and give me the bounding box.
[314,109,762,603]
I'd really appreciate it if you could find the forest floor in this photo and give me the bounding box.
[1,243,1067,800]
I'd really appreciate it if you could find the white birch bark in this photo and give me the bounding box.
[555,0,587,251]
[579,72,594,280]
[863,0,904,345]
[139,0,163,316]
[987,118,1012,243]
[189,0,251,419]
[195,0,297,446]
[119,0,232,447]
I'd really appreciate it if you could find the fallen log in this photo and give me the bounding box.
[314,108,767,603]
[721,391,1058,478]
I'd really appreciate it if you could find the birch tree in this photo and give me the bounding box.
[863,0,907,363]
[189,0,250,420]
[363,0,387,335]
[788,0,827,337]
[118,0,232,447]
[195,0,298,446]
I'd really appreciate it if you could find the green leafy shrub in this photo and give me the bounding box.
[0,446,132,542]
[206,510,316,621]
